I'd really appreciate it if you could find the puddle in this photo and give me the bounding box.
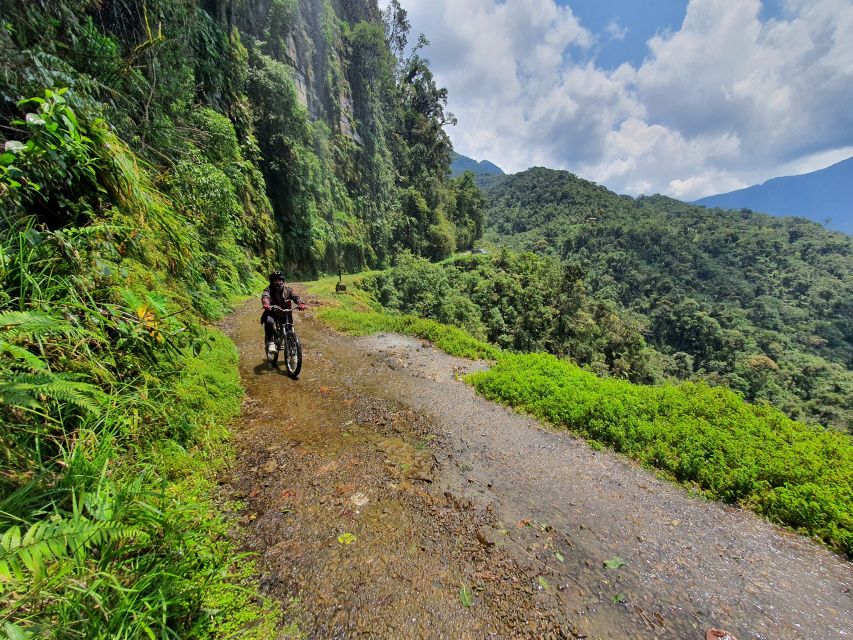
[377,437,435,481]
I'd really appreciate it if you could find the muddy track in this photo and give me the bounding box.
[220,294,852,640]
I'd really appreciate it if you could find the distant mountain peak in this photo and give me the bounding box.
[694,156,853,234]
[451,151,505,177]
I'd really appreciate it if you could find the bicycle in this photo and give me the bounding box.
[265,303,303,378]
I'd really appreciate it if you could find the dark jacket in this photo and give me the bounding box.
[261,285,301,323]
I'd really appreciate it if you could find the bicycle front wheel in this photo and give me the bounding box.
[284,331,302,378]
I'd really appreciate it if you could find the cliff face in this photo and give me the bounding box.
[1,0,481,280]
[224,0,482,274]
[235,0,341,124]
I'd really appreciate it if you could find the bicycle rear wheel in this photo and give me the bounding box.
[284,331,302,378]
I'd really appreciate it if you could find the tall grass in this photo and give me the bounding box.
[0,223,283,639]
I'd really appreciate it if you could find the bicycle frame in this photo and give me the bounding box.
[266,303,302,378]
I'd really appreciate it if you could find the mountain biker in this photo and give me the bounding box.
[262,271,305,356]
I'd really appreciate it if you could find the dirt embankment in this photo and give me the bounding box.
[220,295,852,640]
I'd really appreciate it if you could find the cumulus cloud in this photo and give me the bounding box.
[605,19,628,41]
[401,0,853,200]
[637,0,853,168]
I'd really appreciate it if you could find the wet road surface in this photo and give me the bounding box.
[221,294,853,639]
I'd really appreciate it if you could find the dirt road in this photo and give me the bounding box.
[221,295,852,639]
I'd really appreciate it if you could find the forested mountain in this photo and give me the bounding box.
[451,151,504,177]
[480,168,852,430]
[694,156,853,234]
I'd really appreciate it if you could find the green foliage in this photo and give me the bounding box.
[360,251,657,381]
[1,88,101,227]
[0,517,137,583]
[467,353,853,557]
[236,0,482,274]
[0,217,283,636]
[0,87,284,635]
[483,168,853,431]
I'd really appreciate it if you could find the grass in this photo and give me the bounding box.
[307,274,500,361]
[1,312,289,638]
[308,274,853,559]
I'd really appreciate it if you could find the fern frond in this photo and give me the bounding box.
[0,311,75,342]
[0,517,137,583]
[0,371,104,415]
[0,340,48,371]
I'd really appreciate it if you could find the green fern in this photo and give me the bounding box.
[0,311,75,342]
[0,371,103,415]
[0,340,47,372]
[0,517,136,583]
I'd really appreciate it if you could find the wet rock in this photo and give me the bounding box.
[476,527,496,547]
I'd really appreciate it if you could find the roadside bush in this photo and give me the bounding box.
[361,251,658,381]
[467,353,853,557]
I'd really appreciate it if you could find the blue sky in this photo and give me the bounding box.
[560,1,786,68]
[555,0,690,69]
[397,0,853,199]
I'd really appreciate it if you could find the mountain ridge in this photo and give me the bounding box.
[450,151,504,177]
[694,156,853,234]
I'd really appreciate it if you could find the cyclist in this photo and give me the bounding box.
[262,271,305,356]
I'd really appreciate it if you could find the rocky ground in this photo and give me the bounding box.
[220,293,852,640]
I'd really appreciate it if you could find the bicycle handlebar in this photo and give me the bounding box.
[269,304,305,312]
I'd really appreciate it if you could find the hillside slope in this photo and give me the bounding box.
[482,168,852,430]
[695,156,853,234]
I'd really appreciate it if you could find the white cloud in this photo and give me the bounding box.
[401,0,853,200]
[605,19,628,41]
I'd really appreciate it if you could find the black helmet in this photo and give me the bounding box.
[269,270,285,282]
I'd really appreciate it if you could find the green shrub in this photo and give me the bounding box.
[0,91,285,637]
[468,353,853,556]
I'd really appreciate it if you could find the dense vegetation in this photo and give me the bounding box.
[0,91,281,636]
[237,0,483,272]
[311,275,853,559]
[0,0,469,636]
[480,168,852,431]
[362,251,658,381]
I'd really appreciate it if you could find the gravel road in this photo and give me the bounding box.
[221,294,852,639]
